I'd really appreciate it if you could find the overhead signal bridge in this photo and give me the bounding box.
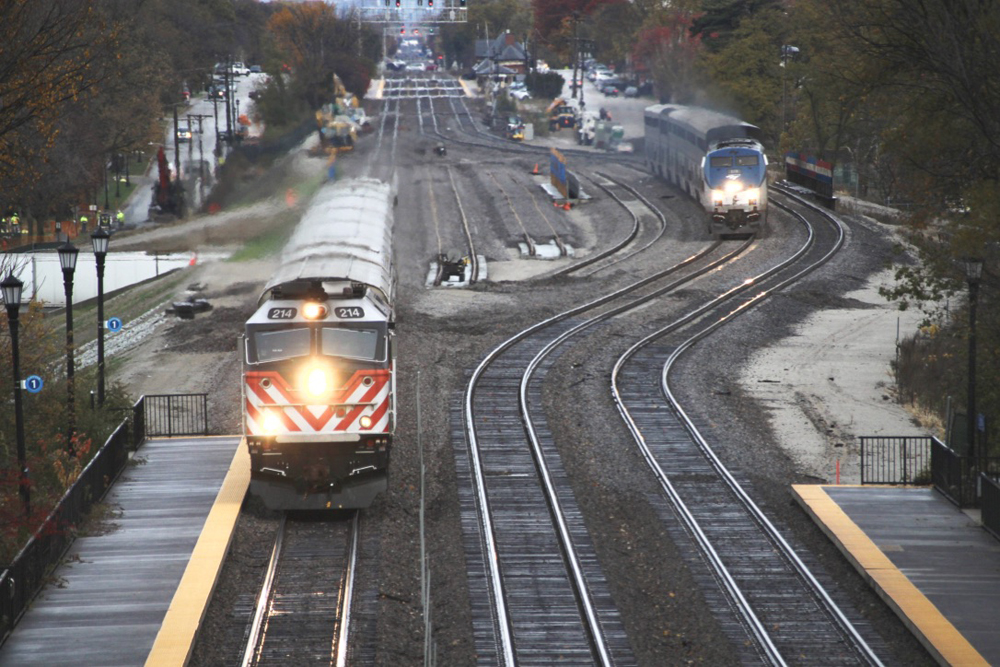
[360,2,468,23]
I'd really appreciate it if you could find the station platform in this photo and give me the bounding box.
[0,436,247,667]
[793,485,1000,666]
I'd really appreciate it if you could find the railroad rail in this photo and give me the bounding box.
[241,514,360,666]
[460,175,753,665]
[611,187,886,664]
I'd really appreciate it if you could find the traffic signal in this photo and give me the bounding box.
[395,0,400,6]
[413,28,420,34]
[459,0,465,5]
[400,27,405,34]
[428,0,433,6]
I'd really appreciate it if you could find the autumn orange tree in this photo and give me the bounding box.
[632,5,704,104]
[266,4,375,110]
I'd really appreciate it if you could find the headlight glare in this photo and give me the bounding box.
[302,302,327,320]
[724,180,742,194]
[360,415,373,429]
[262,409,281,433]
[306,367,328,397]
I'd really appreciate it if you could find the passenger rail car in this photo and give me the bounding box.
[644,104,768,238]
[242,178,397,510]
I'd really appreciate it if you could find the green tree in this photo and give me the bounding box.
[698,9,783,139]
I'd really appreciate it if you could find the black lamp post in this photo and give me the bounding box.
[964,257,983,464]
[92,228,110,407]
[58,242,79,451]
[2,272,30,516]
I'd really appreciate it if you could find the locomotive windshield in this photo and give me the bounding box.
[247,322,388,365]
[709,156,733,168]
[254,328,311,363]
[735,155,760,166]
[321,327,382,361]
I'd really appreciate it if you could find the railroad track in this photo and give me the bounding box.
[457,175,753,665]
[241,514,360,667]
[611,187,887,664]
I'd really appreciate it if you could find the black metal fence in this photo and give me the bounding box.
[930,438,973,506]
[143,393,209,437]
[859,436,934,484]
[982,474,1000,542]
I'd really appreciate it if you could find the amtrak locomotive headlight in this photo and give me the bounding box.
[724,180,743,194]
[302,301,328,320]
[745,188,760,206]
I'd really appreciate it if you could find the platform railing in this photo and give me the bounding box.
[982,474,1000,541]
[859,436,934,485]
[142,393,209,437]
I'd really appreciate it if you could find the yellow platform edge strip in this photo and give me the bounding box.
[145,441,251,667]
[791,484,987,667]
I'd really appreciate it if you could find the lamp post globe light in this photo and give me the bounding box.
[92,227,110,407]
[2,272,30,516]
[964,257,983,467]
[58,242,79,451]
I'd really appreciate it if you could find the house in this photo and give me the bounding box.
[474,30,528,80]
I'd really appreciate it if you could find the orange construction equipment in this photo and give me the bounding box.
[531,163,540,175]
[563,202,572,210]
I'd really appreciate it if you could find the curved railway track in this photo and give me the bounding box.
[241,514,360,667]
[458,175,754,665]
[611,188,886,665]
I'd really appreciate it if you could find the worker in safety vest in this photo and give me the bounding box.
[116,210,125,226]
[80,214,89,232]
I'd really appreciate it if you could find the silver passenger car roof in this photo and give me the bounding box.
[262,177,396,305]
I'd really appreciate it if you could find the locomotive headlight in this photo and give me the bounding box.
[262,409,282,434]
[306,366,329,397]
[724,180,743,194]
[745,188,760,201]
[302,301,327,320]
[359,415,373,429]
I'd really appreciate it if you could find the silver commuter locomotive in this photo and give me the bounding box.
[242,177,397,510]
[644,104,768,238]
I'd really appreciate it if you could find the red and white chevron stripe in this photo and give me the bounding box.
[244,368,391,436]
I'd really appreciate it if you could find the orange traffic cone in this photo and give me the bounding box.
[563,202,572,210]
[531,163,540,175]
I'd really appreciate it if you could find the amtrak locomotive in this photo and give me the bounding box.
[242,177,397,510]
[644,104,768,238]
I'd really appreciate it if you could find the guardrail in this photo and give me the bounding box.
[859,436,933,484]
[982,474,1000,542]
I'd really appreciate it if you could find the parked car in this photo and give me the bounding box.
[230,61,250,76]
[623,86,638,98]
[249,65,262,73]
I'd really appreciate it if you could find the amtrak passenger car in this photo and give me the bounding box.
[644,104,768,238]
[242,178,397,510]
